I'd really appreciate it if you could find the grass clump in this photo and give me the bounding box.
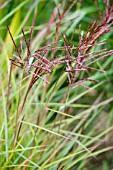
[0,0,113,169]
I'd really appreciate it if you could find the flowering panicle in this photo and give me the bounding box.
[63,4,113,87]
[7,0,113,140]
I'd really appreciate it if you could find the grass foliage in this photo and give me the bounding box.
[0,0,113,169]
